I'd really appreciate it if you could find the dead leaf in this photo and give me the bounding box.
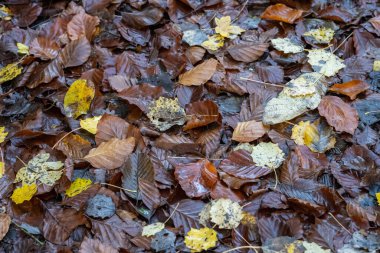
[271,37,304,53]
[329,80,370,100]
[227,42,269,62]
[184,227,218,252]
[84,137,135,170]
[79,237,118,253]
[178,59,218,86]
[303,27,335,44]
[0,213,11,241]
[142,222,165,237]
[147,97,186,131]
[183,100,220,131]
[30,36,60,60]
[232,120,269,142]
[214,16,245,39]
[67,12,100,41]
[307,49,345,77]
[64,79,95,119]
[251,142,285,169]
[60,36,91,68]
[261,4,303,24]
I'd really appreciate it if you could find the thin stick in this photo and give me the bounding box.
[167,156,223,161]
[12,221,44,245]
[365,110,380,115]
[328,212,352,235]
[232,0,249,23]
[284,121,296,126]
[100,183,137,193]
[52,127,82,149]
[222,246,261,253]
[239,77,285,88]
[233,229,257,253]
[16,156,27,167]
[164,203,180,224]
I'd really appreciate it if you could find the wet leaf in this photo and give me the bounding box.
[183,100,220,131]
[184,227,217,252]
[271,37,304,53]
[86,194,116,219]
[65,178,92,197]
[84,137,135,170]
[147,97,186,131]
[282,72,326,98]
[55,134,92,162]
[178,59,218,86]
[151,229,176,252]
[374,60,380,71]
[318,96,359,134]
[80,116,102,134]
[307,49,346,77]
[67,12,100,41]
[227,42,269,62]
[329,80,370,100]
[0,63,23,84]
[251,142,285,169]
[142,222,164,237]
[201,198,243,229]
[214,16,245,39]
[64,79,95,119]
[60,36,91,68]
[11,183,37,204]
[232,120,269,142]
[29,37,60,60]
[261,4,303,24]
[0,126,8,143]
[376,192,380,205]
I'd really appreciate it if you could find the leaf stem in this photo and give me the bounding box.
[239,77,285,88]
[164,203,180,224]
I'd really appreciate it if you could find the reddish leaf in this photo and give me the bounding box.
[174,159,218,198]
[10,3,42,27]
[186,46,206,65]
[329,80,370,100]
[108,75,137,92]
[60,36,91,68]
[210,181,245,202]
[29,36,60,60]
[178,59,218,86]
[183,100,221,131]
[261,4,303,24]
[67,12,100,41]
[318,96,359,134]
[79,237,118,253]
[122,6,164,28]
[227,42,269,63]
[232,120,269,143]
[55,134,92,163]
[83,0,113,14]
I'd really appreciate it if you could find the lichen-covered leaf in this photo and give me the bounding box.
[147,97,186,131]
[17,43,29,54]
[0,63,22,84]
[251,142,285,169]
[0,126,8,143]
[303,27,335,44]
[271,37,304,53]
[64,79,95,119]
[307,49,345,77]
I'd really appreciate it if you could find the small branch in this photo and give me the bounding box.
[328,212,352,235]
[222,246,261,253]
[233,228,257,253]
[100,183,137,193]
[239,77,285,88]
[12,221,44,245]
[164,203,180,224]
[273,168,279,190]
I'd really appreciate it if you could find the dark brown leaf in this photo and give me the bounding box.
[169,199,205,233]
[0,213,11,241]
[29,36,60,60]
[79,237,118,253]
[139,178,161,210]
[122,6,164,28]
[60,36,91,68]
[117,84,164,112]
[67,12,100,41]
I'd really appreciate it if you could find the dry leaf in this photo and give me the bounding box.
[227,42,269,62]
[0,162,4,179]
[376,192,380,205]
[0,213,11,241]
[142,222,165,237]
[65,178,92,197]
[307,49,345,77]
[261,4,303,24]
[303,27,335,44]
[214,16,245,39]
[0,62,22,84]
[251,142,285,169]
[318,96,359,134]
[147,97,186,131]
[80,116,102,134]
[178,59,218,86]
[201,34,224,51]
[329,80,370,100]
[11,183,37,204]
[271,38,304,53]
[0,5,12,20]
[67,12,100,41]
[232,120,269,142]
[0,126,8,143]
[84,137,135,170]
[64,79,95,119]
[184,227,217,252]
[291,121,319,146]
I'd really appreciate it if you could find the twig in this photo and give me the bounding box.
[16,156,27,167]
[164,203,180,224]
[12,221,44,245]
[167,156,223,161]
[273,169,279,190]
[232,0,249,23]
[239,77,285,88]
[233,228,257,253]
[365,110,380,115]
[100,183,137,193]
[52,127,82,149]
[328,212,352,235]
[222,246,262,253]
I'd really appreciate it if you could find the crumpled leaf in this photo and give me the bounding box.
[291,121,318,147]
[201,34,224,51]
[0,5,12,20]
[184,227,218,252]
[0,63,23,84]
[142,222,165,237]
[0,126,8,143]
[178,59,218,86]
[214,16,245,39]
[80,116,102,134]
[11,183,37,204]
[307,49,345,77]
[85,194,116,218]
[64,79,95,119]
[147,97,186,131]
[17,43,29,55]
[232,120,269,142]
[271,38,304,53]
[251,142,285,169]
[14,153,64,186]
[65,178,92,197]
[303,27,335,44]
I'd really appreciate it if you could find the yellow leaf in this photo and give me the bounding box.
[376,192,380,206]
[374,60,380,72]
[0,5,12,20]
[214,16,245,39]
[271,37,304,54]
[184,227,217,252]
[287,243,296,253]
[17,43,29,55]
[142,222,165,237]
[0,162,4,178]
[307,49,345,77]
[0,126,8,143]
[282,73,325,97]
[201,34,225,51]
[291,121,318,146]
[241,211,256,225]
[64,79,95,118]
[80,116,101,134]
[11,183,37,204]
[251,142,285,169]
[65,178,92,197]
[303,27,335,44]
[0,63,22,84]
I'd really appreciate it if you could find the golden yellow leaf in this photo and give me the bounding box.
[0,162,4,179]
[184,227,217,252]
[201,34,225,51]
[0,5,12,20]
[0,63,22,84]
[142,222,165,237]
[376,192,380,206]
[80,116,101,134]
[11,183,37,204]
[65,178,92,197]
[303,27,335,44]
[0,126,8,143]
[291,121,318,146]
[16,43,29,55]
[215,16,245,39]
[287,243,296,253]
[241,211,256,225]
[64,79,95,118]
[374,60,380,72]
[251,142,285,169]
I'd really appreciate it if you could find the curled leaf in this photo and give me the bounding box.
[64,79,95,119]
[11,183,37,204]
[17,43,29,55]
[184,227,218,252]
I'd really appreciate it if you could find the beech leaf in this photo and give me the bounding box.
[261,4,303,24]
[329,80,370,100]
[11,183,37,204]
[232,120,269,142]
[178,59,218,86]
[64,79,95,119]
[142,222,165,237]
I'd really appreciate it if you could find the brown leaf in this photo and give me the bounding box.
[29,36,60,60]
[95,114,130,144]
[178,59,218,86]
[174,159,218,198]
[369,16,380,32]
[232,120,269,143]
[83,0,113,14]
[227,42,269,63]
[0,213,11,241]
[122,6,164,28]
[67,12,100,41]
[108,75,137,92]
[261,4,303,24]
[79,237,118,253]
[60,36,91,68]
[186,46,206,65]
[169,199,205,234]
[329,80,370,100]
[318,6,353,23]
[84,137,135,170]
[55,134,92,162]
[318,96,359,134]
[210,181,245,202]
[183,100,221,131]
[139,178,161,210]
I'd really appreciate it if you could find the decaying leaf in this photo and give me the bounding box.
[84,137,135,170]
[214,16,245,39]
[65,178,92,197]
[11,183,37,204]
[17,43,29,55]
[0,63,23,84]
[374,60,380,71]
[64,79,95,118]
[14,153,64,186]
[0,213,11,241]
[232,120,269,142]
[80,116,102,134]
[303,27,335,44]
[0,126,8,143]
[307,49,345,77]
[329,80,370,100]
[85,194,116,219]
[251,142,285,169]
[184,227,218,252]
[301,241,331,253]
[291,121,318,146]
[201,34,224,51]
[147,97,186,131]
[282,72,326,97]
[142,222,165,237]
[178,59,218,86]
[271,38,304,53]
[151,229,176,252]
[0,5,12,20]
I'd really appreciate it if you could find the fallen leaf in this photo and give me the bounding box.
[142,222,165,237]
[65,178,92,197]
[232,120,269,142]
[201,34,224,51]
[67,12,100,41]
[29,36,60,60]
[84,137,135,170]
[318,96,359,134]
[302,241,331,253]
[64,79,95,119]
[307,49,345,77]
[376,192,380,205]
[329,80,370,100]
[55,134,92,162]
[251,142,285,169]
[0,5,12,20]
[183,100,220,131]
[79,237,118,253]
[182,29,208,46]
[178,59,218,86]
[282,72,326,97]
[214,16,245,39]
[227,42,269,62]
[271,37,304,53]
[17,42,29,54]
[209,198,243,229]
[147,97,186,131]
[151,229,176,252]
[11,183,37,204]
[0,162,4,178]
[60,36,91,68]
[303,27,335,44]
[0,126,8,143]
[261,4,303,24]
[80,116,102,134]
[86,194,116,218]
[0,62,23,84]
[0,213,11,241]
[184,227,218,252]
